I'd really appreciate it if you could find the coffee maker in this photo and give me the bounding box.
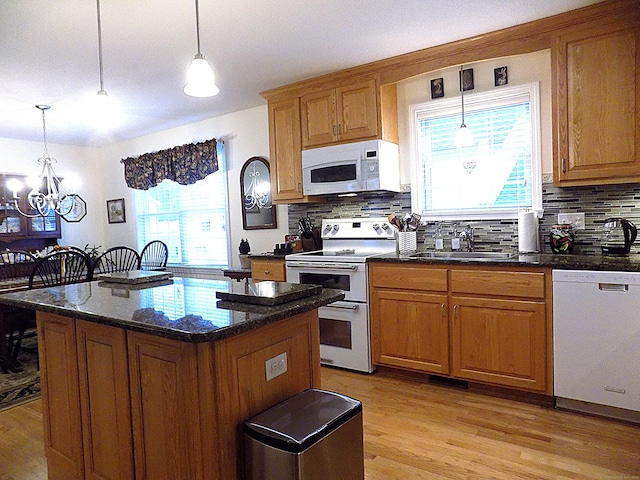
[601,218,637,255]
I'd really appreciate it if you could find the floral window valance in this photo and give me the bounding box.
[120,138,218,190]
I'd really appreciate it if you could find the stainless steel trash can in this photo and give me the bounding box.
[243,388,364,480]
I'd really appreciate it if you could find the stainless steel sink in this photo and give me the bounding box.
[409,251,516,260]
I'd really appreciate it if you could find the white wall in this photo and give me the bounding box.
[396,50,553,185]
[0,136,105,249]
[99,104,289,267]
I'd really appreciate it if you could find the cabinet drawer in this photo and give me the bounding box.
[450,269,545,299]
[251,259,286,282]
[370,263,447,291]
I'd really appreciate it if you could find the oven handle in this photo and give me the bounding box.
[286,263,358,271]
[324,303,360,311]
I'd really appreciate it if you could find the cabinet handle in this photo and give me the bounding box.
[332,124,337,136]
[441,304,445,317]
[561,158,566,172]
[453,305,458,319]
[337,123,342,135]
[297,182,301,193]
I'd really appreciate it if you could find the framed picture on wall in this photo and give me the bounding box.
[107,198,126,224]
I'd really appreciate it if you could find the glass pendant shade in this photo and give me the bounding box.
[456,124,474,147]
[184,53,220,97]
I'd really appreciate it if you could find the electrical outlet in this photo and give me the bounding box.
[265,352,287,381]
[558,213,585,230]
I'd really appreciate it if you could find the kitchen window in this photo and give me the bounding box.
[134,149,230,268]
[410,82,542,220]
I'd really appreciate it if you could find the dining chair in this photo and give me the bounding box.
[28,249,93,288]
[0,250,37,372]
[92,246,141,277]
[140,240,168,271]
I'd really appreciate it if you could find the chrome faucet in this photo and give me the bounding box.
[459,224,474,252]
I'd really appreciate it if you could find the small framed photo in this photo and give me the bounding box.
[107,198,126,224]
[459,68,474,92]
[494,66,508,86]
[430,78,444,99]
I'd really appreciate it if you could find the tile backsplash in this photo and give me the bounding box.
[287,182,640,255]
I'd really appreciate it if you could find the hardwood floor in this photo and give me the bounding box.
[1,367,638,480]
[321,367,640,480]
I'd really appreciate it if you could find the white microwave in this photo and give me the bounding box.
[302,139,400,196]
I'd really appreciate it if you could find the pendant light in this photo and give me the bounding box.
[456,65,474,148]
[6,105,78,218]
[184,0,220,97]
[93,0,119,126]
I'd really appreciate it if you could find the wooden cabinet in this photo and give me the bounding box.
[553,19,640,186]
[127,332,203,480]
[268,97,307,202]
[38,314,134,480]
[37,313,84,480]
[36,309,320,480]
[450,269,548,392]
[301,79,379,148]
[251,257,286,282]
[370,264,449,374]
[0,173,61,241]
[370,263,552,394]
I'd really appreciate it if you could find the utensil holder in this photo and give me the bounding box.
[397,231,417,254]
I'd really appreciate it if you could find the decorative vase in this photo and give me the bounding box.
[238,254,251,269]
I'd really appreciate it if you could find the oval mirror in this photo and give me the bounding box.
[240,156,277,230]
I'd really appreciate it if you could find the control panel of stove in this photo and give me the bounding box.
[321,217,396,240]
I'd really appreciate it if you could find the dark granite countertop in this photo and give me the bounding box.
[369,251,640,272]
[0,277,343,343]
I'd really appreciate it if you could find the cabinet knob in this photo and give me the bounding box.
[264,270,270,274]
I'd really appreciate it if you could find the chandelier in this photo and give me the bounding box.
[244,162,270,210]
[6,105,77,217]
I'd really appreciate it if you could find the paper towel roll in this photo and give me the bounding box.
[518,210,539,253]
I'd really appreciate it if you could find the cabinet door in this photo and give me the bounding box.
[76,320,133,480]
[554,23,640,185]
[37,312,85,480]
[336,79,378,143]
[27,209,61,237]
[127,331,203,480]
[268,97,304,201]
[371,288,449,374]
[301,89,337,147]
[451,296,546,392]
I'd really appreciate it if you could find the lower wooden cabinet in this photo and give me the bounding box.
[371,288,449,374]
[370,263,552,394]
[450,296,547,391]
[37,309,320,480]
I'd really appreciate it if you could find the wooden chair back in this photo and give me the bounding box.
[92,246,141,277]
[140,240,168,271]
[0,250,37,281]
[29,250,92,288]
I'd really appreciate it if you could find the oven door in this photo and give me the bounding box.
[318,301,374,373]
[285,261,367,302]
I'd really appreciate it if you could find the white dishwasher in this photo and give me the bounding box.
[553,269,640,423]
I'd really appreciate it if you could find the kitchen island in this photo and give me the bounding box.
[0,277,343,480]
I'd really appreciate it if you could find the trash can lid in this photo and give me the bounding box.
[243,389,362,453]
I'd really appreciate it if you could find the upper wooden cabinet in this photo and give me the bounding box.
[553,20,640,186]
[302,79,379,148]
[267,97,306,203]
[0,173,61,241]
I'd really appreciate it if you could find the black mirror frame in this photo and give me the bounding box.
[240,156,277,230]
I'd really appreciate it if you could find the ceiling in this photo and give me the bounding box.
[0,0,602,147]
